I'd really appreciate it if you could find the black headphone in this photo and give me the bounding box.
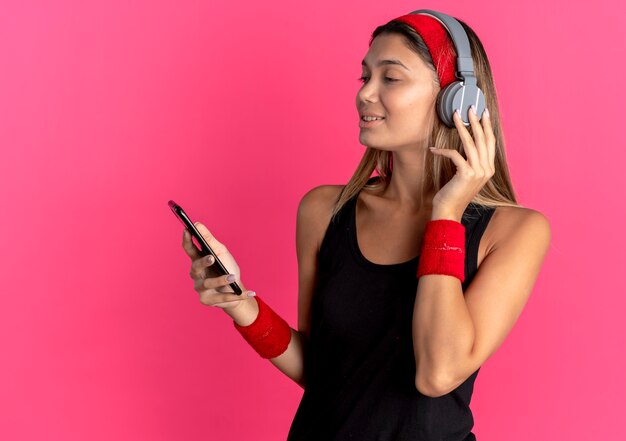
[408,9,486,128]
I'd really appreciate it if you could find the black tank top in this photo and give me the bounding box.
[287,178,497,441]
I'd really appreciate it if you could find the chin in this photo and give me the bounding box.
[359,140,395,152]
[359,130,399,151]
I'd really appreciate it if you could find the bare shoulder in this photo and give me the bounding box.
[487,205,552,256]
[299,183,345,207]
[297,184,345,252]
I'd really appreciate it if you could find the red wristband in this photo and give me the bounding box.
[416,219,466,282]
[232,295,292,359]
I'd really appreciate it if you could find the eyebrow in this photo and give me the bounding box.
[361,58,410,71]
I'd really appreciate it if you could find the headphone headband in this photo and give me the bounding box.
[388,9,485,127]
[409,10,476,86]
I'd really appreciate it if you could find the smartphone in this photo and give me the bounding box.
[168,200,243,295]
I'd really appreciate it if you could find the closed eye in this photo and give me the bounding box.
[357,76,399,84]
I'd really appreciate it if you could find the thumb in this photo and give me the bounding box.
[193,222,226,253]
[193,222,219,245]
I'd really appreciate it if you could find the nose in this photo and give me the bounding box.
[357,81,377,104]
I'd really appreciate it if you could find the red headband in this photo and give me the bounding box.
[389,13,457,89]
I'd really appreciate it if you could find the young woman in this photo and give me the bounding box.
[181,9,551,441]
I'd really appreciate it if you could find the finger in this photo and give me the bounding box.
[429,148,471,173]
[189,254,215,280]
[199,272,236,291]
[182,229,201,260]
[454,109,481,169]
[481,108,496,172]
[468,106,489,173]
[199,290,249,306]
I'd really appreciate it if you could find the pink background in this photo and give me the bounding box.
[1,0,623,439]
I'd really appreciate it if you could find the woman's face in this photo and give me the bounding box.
[356,33,439,151]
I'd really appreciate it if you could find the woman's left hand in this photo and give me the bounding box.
[429,105,496,221]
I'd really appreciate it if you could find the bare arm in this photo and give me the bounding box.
[224,300,308,388]
[414,208,551,397]
[224,185,340,389]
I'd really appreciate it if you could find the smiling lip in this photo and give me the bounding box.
[359,117,385,128]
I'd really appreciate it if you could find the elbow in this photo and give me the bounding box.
[295,374,306,390]
[415,373,450,398]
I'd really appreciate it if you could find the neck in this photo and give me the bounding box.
[380,150,436,213]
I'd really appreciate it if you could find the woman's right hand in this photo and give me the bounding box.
[182,222,256,311]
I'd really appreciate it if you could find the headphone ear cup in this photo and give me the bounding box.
[436,81,486,128]
[437,82,462,128]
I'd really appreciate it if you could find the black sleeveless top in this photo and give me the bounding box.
[287,178,497,441]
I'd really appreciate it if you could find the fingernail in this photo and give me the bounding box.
[484,108,490,118]
[455,108,461,117]
[226,274,236,282]
[247,291,256,297]
[470,105,476,115]
[206,255,214,263]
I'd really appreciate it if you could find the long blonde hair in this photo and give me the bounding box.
[331,17,521,221]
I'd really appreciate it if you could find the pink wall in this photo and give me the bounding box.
[1,0,623,439]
